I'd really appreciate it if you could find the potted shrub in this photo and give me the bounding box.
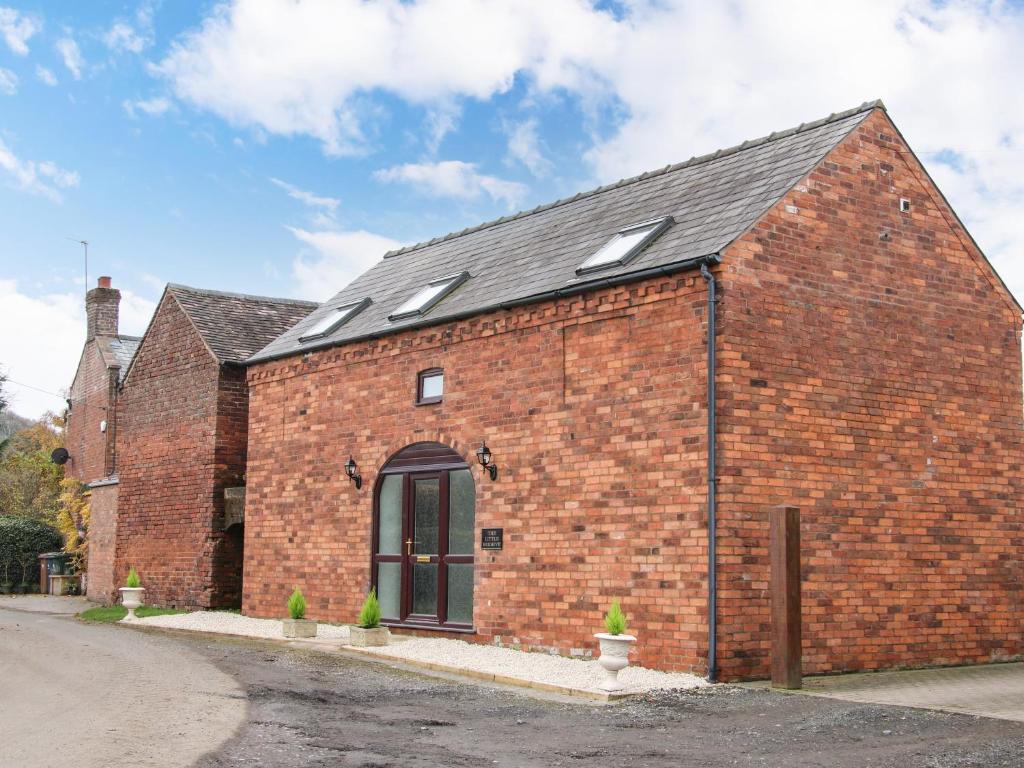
[349,588,389,647]
[282,587,318,638]
[594,599,636,692]
[119,567,145,620]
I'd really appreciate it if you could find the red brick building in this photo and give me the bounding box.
[112,284,315,608]
[65,277,141,602]
[243,102,1023,681]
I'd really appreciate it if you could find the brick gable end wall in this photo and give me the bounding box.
[716,109,1024,680]
[66,343,118,484]
[114,296,244,608]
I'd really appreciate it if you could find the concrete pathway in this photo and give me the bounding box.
[0,593,90,614]
[786,663,1024,723]
[0,597,246,768]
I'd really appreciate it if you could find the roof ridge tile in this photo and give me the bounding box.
[382,100,884,260]
[167,282,317,307]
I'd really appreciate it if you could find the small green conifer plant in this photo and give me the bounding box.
[288,587,307,620]
[125,567,141,588]
[604,599,627,635]
[358,588,382,629]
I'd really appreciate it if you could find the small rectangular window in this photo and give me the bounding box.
[417,369,444,404]
[298,298,371,342]
[576,216,673,275]
[389,272,468,321]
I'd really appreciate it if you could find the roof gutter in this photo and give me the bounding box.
[248,255,714,365]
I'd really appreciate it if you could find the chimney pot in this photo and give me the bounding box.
[98,276,112,288]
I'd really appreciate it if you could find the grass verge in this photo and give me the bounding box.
[78,605,185,623]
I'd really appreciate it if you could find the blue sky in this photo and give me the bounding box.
[2,0,1024,417]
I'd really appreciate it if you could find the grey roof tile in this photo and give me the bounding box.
[109,336,141,381]
[251,102,880,363]
[167,285,317,364]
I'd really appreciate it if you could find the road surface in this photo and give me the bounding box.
[0,598,245,768]
[3,597,1024,767]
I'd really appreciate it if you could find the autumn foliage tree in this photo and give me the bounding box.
[0,416,64,524]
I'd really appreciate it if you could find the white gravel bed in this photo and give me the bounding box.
[133,611,705,694]
[133,611,350,641]
[358,637,708,694]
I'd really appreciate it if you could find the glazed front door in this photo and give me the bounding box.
[408,474,441,621]
[372,462,475,629]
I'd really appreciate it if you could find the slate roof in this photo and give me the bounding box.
[109,336,141,377]
[166,284,317,364]
[94,335,141,383]
[251,101,881,364]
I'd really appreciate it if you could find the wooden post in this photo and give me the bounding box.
[770,505,802,689]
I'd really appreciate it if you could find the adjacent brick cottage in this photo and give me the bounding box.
[65,277,140,602]
[243,101,1023,680]
[114,285,315,608]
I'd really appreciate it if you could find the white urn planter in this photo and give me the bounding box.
[594,632,636,691]
[119,587,145,620]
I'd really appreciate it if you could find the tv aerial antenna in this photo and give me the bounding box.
[66,237,89,294]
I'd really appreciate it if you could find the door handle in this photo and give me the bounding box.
[405,538,413,556]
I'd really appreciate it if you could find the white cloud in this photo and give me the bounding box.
[105,0,156,54]
[0,67,16,95]
[270,177,340,216]
[288,226,403,301]
[423,104,460,154]
[35,66,57,86]
[505,118,552,177]
[0,138,80,202]
[375,160,527,208]
[104,22,147,53]
[156,0,1024,304]
[0,7,39,56]
[0,280,155,419]
[56,36,84,80]
[123,96,173,118]
[37,161,80,189]
[155,0,615,156]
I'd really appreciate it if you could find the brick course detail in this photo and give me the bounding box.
[243,108,1023,679]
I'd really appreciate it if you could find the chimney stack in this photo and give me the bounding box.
[86,276,120,340]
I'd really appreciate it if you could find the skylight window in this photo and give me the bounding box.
[576,216,674,275]
[298,298,371,342]
[389,271,469,321]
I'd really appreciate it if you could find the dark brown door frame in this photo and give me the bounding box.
[371,452,474,631]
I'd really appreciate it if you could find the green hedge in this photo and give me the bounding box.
[0,515,62,590]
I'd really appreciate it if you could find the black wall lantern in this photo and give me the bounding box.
[476,442,498,481]
[344,456,363,490]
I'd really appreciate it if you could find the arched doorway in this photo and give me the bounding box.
[372,442,475,629]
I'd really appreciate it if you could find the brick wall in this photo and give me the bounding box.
[210,365,249,606]
[66,342,117,484]
[85,482,118,604]
[715,109,1024,679]
[245,276,711,672]
[115,295,243,608]
[86,283,120,341]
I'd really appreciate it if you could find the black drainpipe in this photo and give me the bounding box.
[701,254,721,682]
